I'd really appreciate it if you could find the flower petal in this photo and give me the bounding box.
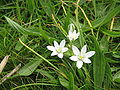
[72,45,80,55]
[47,46,55,51]
[62,47,68,52]
[68,30,72,35]
[69,23,75,31]
[51,51,58,56]
[73,30,76,34]
[82,58,91,63]
[85,51,95,58]
[60,40,65,47]
[77,32,80,37]
[54,41,59,49]
[81,45,87,56]
[70,56,78,61]
[76,61,83,69]
[58,53,63,58]
[68,35,73,41]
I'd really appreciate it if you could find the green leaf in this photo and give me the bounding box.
[91,36,106,90]
[112,52,120,58]
[26,0,35,13]
[102,29,120,37]
[113,70,120,83]
[106,57,120,63]
[111,67,120,72]
[39,0,54,17]
[100,36,108,52]
[5,16,55,42]
[92,5,120,28]
[69,72,74,90]
[35,69,58,83]
[103,63,112,89]
[59,76,69,89]
[5,16,41,35]
[58,75,78,90]
[18,58,43,76]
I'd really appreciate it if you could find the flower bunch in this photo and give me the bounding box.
[47,23,95,69]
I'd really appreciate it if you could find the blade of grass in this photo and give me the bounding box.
[11,83,60,90]
[92,5,120,28]
[69,72,74,90]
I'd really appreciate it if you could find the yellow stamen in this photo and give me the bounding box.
[57,48,62,53]
[79,56,83,59]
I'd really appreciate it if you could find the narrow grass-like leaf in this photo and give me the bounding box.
[5,16,28,34]
[5,16,54,42]
[59,76,69,89]
[92,0,96,18]
[69,72,74,90]
[103,63,112,89]
[113,70,120,83]
[102,29,120,37]
[39,0,54,17]
[26,0,35,13]
[35,69,58,83]
[92,5,120,28]
[100,36,108,52]
[18,58,43,76]
[91,36,106,89]
[11,83,60,90]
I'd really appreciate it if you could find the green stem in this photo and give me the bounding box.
[11,83,60,90]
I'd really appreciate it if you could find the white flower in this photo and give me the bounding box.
[47,40,68,58]
[70,45,95,69]
[67,30,80,41]
[67,23,80,41]
[69,23,75,31]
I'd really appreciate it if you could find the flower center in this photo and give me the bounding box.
[57,48,62,53]
[78,55,84,59]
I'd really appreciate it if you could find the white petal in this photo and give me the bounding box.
[58,53,63,58]
[68,35,73,41]
[76,61,83,69]
[85,51,95,58]
[82,58,91,63]
[51,51,58,56]
[77,32,80,37]
[72,45,80,55]
[62,47,68,52]
[74,34,79,40]
[81,45,87,56]
[70,56,78,61]
[69,23,75,31]
[60,40,65,47]
[54,41,59,49]
[73,30,76,34]
[68,30,72,35]
[47,46,55,51]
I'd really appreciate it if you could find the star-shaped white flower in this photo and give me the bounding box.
[67,29,80,41]
[47,40,68,58]
[70,45,95,69]
[67,23,80,41]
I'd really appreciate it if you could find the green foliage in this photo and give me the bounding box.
[18,58,43,76]
[0,0,120,90]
